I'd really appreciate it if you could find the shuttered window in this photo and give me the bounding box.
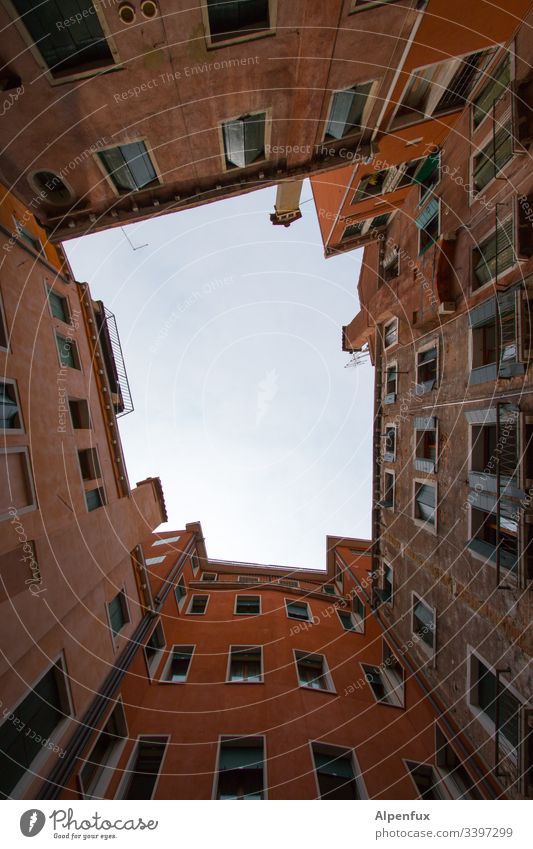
[413,597,435,650]
[118,737,167,799]
[98,142,158,193]
[471,656,519,749]
[223,113,266,169]
[414,482,436,525]
[473,122,513,192]
[472,58,511,129]
[472,218,515,288]
[108,592,128,637]
[325,81,374,140]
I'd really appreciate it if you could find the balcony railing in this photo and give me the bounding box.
[94,302,134,418]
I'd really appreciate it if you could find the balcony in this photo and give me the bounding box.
[93,302,134,418]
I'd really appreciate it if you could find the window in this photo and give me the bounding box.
[144,624,165,677]
[69,398,91,429]
[0,380,22,431]
[383,318,398,350]
[228,646,262,682]
[352,0,396,9]
[97,142,159,193]
[412,595,435,655]
[238,575,260,584]
[472,57,510,130]
[235,595,261,615]
[174,578,187,609]
[206,0,271,45]
[469,291,526,382]
[161,646,194,683]
[414,481,436,527]
[323,584,336,595]
[469,654,520,751]
[295,651,333,691]
[85,487,105,512]
[377,562,393,604]
[312,744,364,799]
[146,556,165,566]
[47,288,69,322]
[353,594,365,625]
[11,0,113,78]
[0,659,71,797]
[416,344,438,393]
[56,333,80,369]
[107,591,129,638]
[285,600,311,621]
[382,247,399,282]
[78,448,101,481]
[416,197,440,253]
[406,762,447,799]
[222,112,266,169]
[201,572,218,582]
[383,425,396,461]
[416,150,441,204]
[473,123,513,193]
[469,506,519,573]
[187,594,209,615]
[13,216,41,253]
[278,578,299,588]
[414,417,438,473]
[391,51,493,129]
[152,535,181,546]
[191,553,200,575]
[215,737,265,799]
[382,471,395,509]
[384,363,398,404]
[362,646,404,707]
[0,292,8,350]
[79,702,127,799]
[0,448,36,521]
[325,81,374,140]
[342,221,364,241]
[435,728,483,799]
[337,609,363,634]
[116,736,167,800]
[472,217,514,289]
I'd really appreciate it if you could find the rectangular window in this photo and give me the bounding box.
[473,123,513,193]
[56,333,80,369]
[146,556,165,566]
[323,584,336,595]
[337,609,363,633]
[278,578,299,588]
[152,535,181,546]
[144,624,165,677]
[469,291,525,382]
[206,0,270,44]
[312,744,362,799]
[80,702,127,798]
[228,646,262,682]
[216,737,265,799]
[13,216,41,253]
[353,594,365,624]
[285,600,311,621]
[174,578,187,609]
[469,505,519,573]
[406,762,447,799]
[238,575,260,584]
[235,595,261,615]
[416,197,440,253]
[384,363,397,404]
[416,345,438,393]
[69,398,91,429]
[362,651,404,707]
[0,659,71,797]
[222,112,266,169]
[342,221,364,241]
[416,150,441,204]
[383,318,398,350]
[201,572,218,582]
[383,425,396,462]
[382,247,400,282]
[414,419,438,473]
[12,0,113,77]
[0,291,8,351]
[97,142,159,193]
[412,595,435,655]
[85,487,105,512]
[378,563,393,604]
[295,651,333,691]
[414,481,436,527]
[382,471,395,509]
[191,553,200,575]
[435,728,483,799]
[161,646,194,683]
[469,654,520,750]
[47,288,69,323]
[107,591,129,638]
[78,448,101,481]
[0,380,22,431]
[0,448,36,520]
[472,218,514,289]
[187,594,209,615]
[325,81,374,140]
[116,736,167,800]
[472,57,510,129]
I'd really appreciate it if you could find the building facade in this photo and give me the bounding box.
[0,0,529,241]
[334,15,533,799]
[0,184,166,799]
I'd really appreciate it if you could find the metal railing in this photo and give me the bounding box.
[95,303,134,418]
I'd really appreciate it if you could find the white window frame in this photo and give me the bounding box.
[415,339,439,392]
[226,645,264,684]
[294,649,336,694]
[159,644,195,684]
[310,740,368,799]
[106,588,131,648]
[202,0,277,49]
[218,108,272,172]
[0,446,37,521]
[384,359,398,403]
[234,594,262,615]
[45,282,71,324]
[413,478,438,534]
[94,138,162,197]
[78,697,128,800]
[466,646,523,760]
[285,598,311,622]
[361,651,404,709]
[201,572,218,582]
[186,594,210,615]
[212,734,267,800]
[414,417,438,473]
[411,592,436,659]
[383,422,396,462]
[114,734,170,800]
[145,555,166,566]
[383,317,399,351]
[322,78,380,143]
[336,607,364,634]
[143,622,166,679]
[404,759,450,799]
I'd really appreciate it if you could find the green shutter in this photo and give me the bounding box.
[48,291,68,322]
[108,594,125,636]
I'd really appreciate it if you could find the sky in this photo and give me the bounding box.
[63,181,374,570]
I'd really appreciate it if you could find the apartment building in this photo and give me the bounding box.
[0,184,166,799]
[338,19,533,799]
[1,0,529,242]
[29,528,500,800]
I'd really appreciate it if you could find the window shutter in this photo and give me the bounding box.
[415,197,439,230]
[468,297,496,328]
[473,58,510,128]
[414,416,436,430]
[223,119,246,168]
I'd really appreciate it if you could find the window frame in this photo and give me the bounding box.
[310,740,368,800]
[226,645,264,684]
[384,360,398,404]
[46,284,71,324]
[106,589,131,644]
[0,377,24,433]
[94,138,162,197]
[202,0,277,49]
[471,215,517,292]
[285,598,311,622]
[336,607,364,634]
[144,622,166,679]
[382,317,399,351]
[212,734,267,800]
[470,54,512,135]
[415,339,439,394]
[186,594,210,615]
[466,647,523,759]
[383,422,396,462]
[201,572,218,582]
[234,594,262,615]
[417,197,441,255]
[219,108,271,172]
[322,78,379,143]
[0,287,9,352]
[78,698,128,800]
[55,331,81,370]
[160,644,195,684]
[0,446,37,522]
[68,397,91,430]
[174,577,187,611]
[413,478,438,533]
[152,535,181,547]
[294,649,335,694]
[411,592,436,659]
[361,646,405,709]
[382,468,395,510]
[414,416,438,473]
[470,116,514,198]
[114,734,170,800]
[85,485,106,513]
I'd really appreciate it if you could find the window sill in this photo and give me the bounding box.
[226,679,264,685]
[205,28,275,50]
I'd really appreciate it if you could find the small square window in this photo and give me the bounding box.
[161,646,194,683]
[187,594,209,615]
[228,646,263,682]
[56,333,80,369]
[295,651,333,691]
[323,584,336,595]
[337,609,363,634]
[235,595,261,615]
[85,487,105,512]
[285,600,311,621]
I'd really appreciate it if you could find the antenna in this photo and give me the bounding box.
[344,345,370,368]
[120,227,148,251]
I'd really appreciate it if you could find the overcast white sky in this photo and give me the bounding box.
[64,181,374,569]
